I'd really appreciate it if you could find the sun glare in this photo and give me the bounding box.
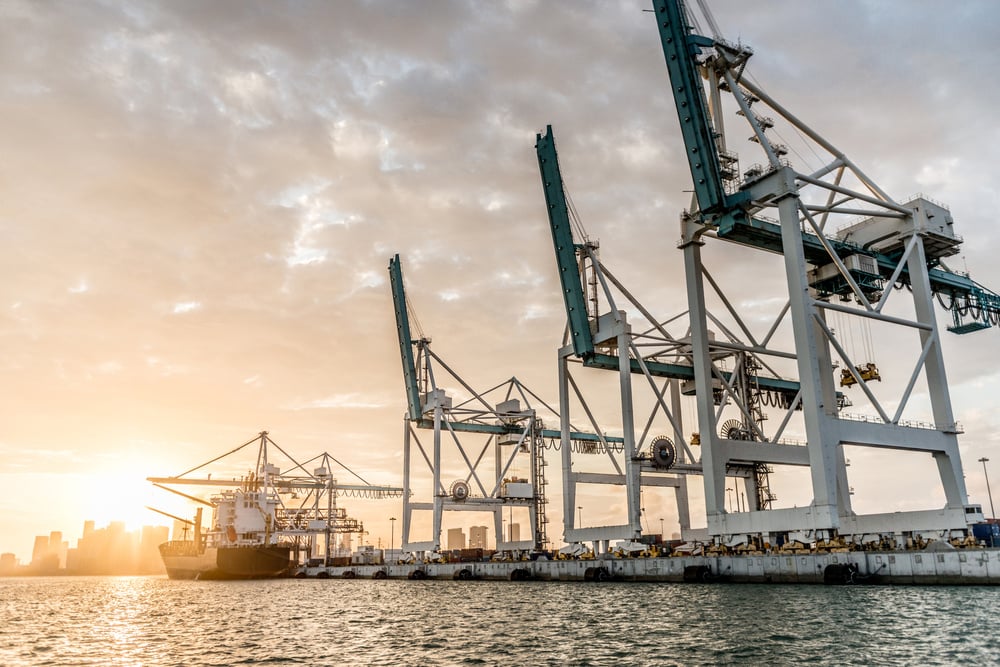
[81,466,167,532]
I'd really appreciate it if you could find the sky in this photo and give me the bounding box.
[2,0,1000,562]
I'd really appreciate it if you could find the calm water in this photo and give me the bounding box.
[1,576,997,666]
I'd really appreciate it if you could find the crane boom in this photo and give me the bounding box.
[653,0,730,216]
[535,125,595,360]
[389,254,423,420]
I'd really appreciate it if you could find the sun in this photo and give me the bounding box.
[81,465,170,532]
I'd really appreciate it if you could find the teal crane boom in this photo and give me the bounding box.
[388,253,423,421]
[652,0,740,219]
[536,125,595,361]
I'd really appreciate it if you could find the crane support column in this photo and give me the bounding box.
[617,323,642,538]
[402,418,412,548]
[907,233,967,507]
[771,169,840,533]
[670,379,693,536]
[431,403,444,551]
[680,216,726,518]
[558,345,577,535]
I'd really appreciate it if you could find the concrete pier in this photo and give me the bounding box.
[299,548,1000,585]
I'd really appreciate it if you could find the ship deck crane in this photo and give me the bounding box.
[652,0,989,542]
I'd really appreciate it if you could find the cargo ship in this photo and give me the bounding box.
[154,487,297,580]
[149,431,401,580]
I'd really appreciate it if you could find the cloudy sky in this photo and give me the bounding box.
[2,0,999,561]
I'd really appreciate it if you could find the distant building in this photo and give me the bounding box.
[31,535,59,573]
[0,553,17,574]
[469,525,488,549]
[140,526,169,574]
[69,519,146,574]
[31,536,48,563]
[447,527,466,550]
[49,531,68,569]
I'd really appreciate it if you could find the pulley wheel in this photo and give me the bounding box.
[650,436,676,469]
[450,480,470,501]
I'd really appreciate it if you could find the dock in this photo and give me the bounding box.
[299,548,1000,585]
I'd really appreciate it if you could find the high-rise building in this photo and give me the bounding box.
[447,527,466,550]
[30,535,58,572]
[140,526,169,574]
[0,553,16,573]
[469,525,488,549]
[49,531,67,568]
[31,535,48,563]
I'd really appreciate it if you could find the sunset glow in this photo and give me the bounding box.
[82,469,165,532]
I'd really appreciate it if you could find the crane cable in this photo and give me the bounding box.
[563,181,591,245]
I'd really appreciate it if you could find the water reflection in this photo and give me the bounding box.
[0,577,996,666]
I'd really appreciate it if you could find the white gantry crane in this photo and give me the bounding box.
[389,254,558,554]
[649,0,997,546]
[538,124,811,550]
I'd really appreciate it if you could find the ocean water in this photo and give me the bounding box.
[0,576,996,666]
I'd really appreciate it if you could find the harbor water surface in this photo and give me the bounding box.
[1,576,996,666]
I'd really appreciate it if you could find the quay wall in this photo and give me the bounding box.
[299,548,1000,585]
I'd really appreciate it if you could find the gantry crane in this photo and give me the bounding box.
[538,125,821,547]
[537,130,689,547]
[652,0,995,544]
[390,253,604,553]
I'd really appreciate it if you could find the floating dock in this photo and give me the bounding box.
[299,548,1000,585]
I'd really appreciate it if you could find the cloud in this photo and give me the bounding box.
[172,301,201,314]
[284,393,392,411]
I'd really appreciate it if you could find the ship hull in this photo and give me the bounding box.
[161,547,218,580]
[160,543,293,580]
[211,546,293,579]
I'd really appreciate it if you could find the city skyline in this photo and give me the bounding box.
[1,518,169,575]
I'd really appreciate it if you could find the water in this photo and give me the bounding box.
[1,576,996,666]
